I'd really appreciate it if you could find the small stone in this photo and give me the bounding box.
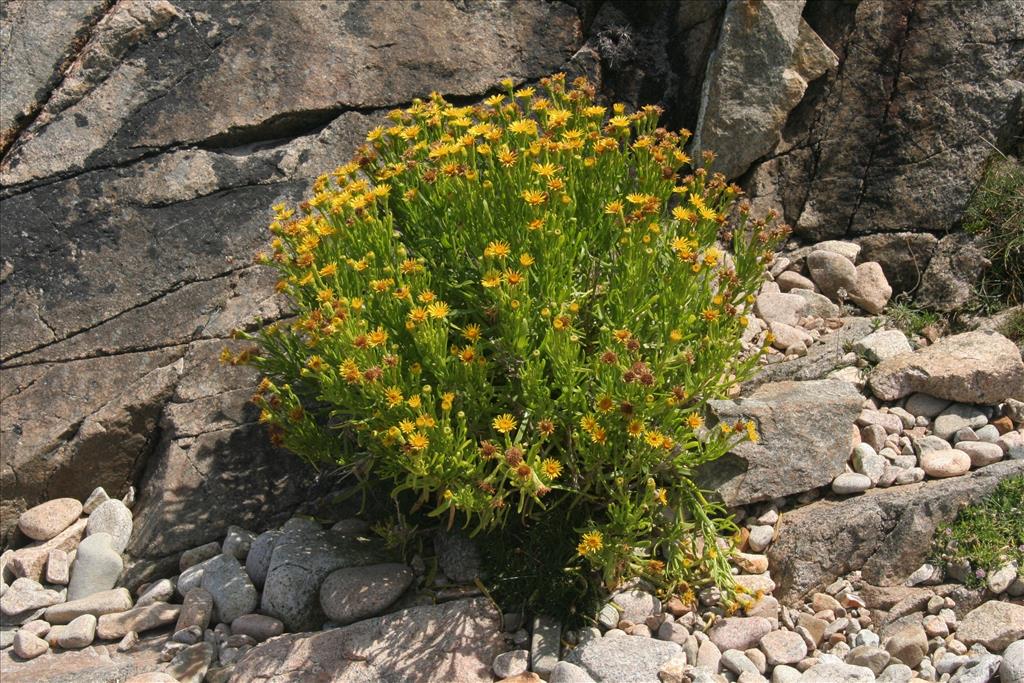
[45,549,70,585]
[0,578,62,616]
[97,602,181,640]
[493,649,530,678]
[734,573,776,596]
[166,641,215,683]
[18,498,84,542]
[883,621,928,667]
[807,250,858,301]
[920,449,971,478]
[137,578,175,607]
[857,409,904,434]
[319,563,413,625]
[657,620,689,645]
[44,587,133,624]
[722,648,760,675]
[117,630,139,652]
[610,588,661,623]
[598,603,620,630]
[57,613,97,649]
[922,614,949,638]
[67,532,123,601]
[82,487,111,515]
[225,633,255,648]
[861,425,888,452]
[933,404,988,441]
[709,617,774,652]
[180,542,222,572]
[905,394,952,418]
[85,500,133,553]
[975,424,1001,442]
[531,615,561,679]
[777,271,817,293]
[176,556,213,597]
[957,600,1024,651]
[200,554,258,624]
[987,561,1018,594]
[244,531,281,588]
[434,531,481,583]
[832,472,873,494]
[176,588,214,633]
[952,653,1002,683]
[760,629,807,666]
[894,467,925,485]
[231,613,284,642]
[772,664,802,683]
[12,630,49,659]
[735,552,770,574]
[20,620,49,637]
[748,525,774,552]
[877,662,914,682]
[999,639,1024,683]
[548,661,595,682]
[957,441,1004,468]
[999,431,1024,459]
[850,261,893,314]
[847,644,891,674]
[222,526,256,562]
[173,625,203,645]
[990,417,1015,435]
[854,330,912,363]
[906,563,943,586]
[800,661,876,682]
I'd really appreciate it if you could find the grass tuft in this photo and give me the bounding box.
[930,475,1024,587]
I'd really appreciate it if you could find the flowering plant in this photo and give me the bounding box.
[232,74,787,604]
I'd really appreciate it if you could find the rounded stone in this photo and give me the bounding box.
[67,532,123,601]
[832,472,873,495]
[199,554,258,624]
[244,530,281,588]
[956,441,1004,468]
[12,630,49,659]
[920,449,971,478]
[230,614,284,642]
[58,613,97,649]
[319,563,413,625]
[493,649,529,678]
[18,498,83,542]
[806,250,858,301]
[759,629,808,666]
[85,500,133,554]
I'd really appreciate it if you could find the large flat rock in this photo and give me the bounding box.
[229,598,504,683]
[698,379,863,506]
[768,459,1024,602]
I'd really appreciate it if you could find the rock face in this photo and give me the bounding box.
[0,0,582,554]
[746,0,1023,241]
[699,379,863,506]
[229,598,504,683]
[768,459,1024,601]
[869,331,1024,404]
[693,0,837,180]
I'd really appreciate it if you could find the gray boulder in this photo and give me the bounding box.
[768,459,1024,601]
[869,330,1024,404]
[85,499,133,553]
[200,554,258,625]
[67,532,123,601]
[698,379,863,506]
[245,530,282,588]
[261,524,395,631]
[320,563,413,625]
[564,631,683,683]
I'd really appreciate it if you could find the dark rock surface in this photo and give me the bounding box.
[768,459,1024,602]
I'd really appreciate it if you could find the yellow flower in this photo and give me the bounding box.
[384,387,404,408]
[532,162,558,177]
[318,263,337,277]
[644,430,665,448]
[546,109,571,127]
[399,419,416,434]
[626,193,654,205]
[519,253,535,267]
[655,488,668,505]
[608,115,630,129]
[504,269,524,286]
[418,290,436,303]
[463,324,482,342]
[427,301,450,319]
[746,420,760,443]
[522,189,547,206]
[513,86,535,99]
[497,147,518,167]
[627,420,644,438]
[687,413,704,429]
[596,395,614,413]
[604,200,624,215]
[508,119,538,136]
[408,307,428,325]
[416,414,436,429]
[583,105,606,118]
[579,415,598,433]
[440,392,455,411]
[407,395,422,409]
[541,459,563,479]
[484,241,511,259]
[367,327,389,347]
[577,531,604,556]
[407,431,429,451]
[481,271,502,288]
[492,413,518,434]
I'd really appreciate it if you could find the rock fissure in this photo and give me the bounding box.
[846,0,918,234]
